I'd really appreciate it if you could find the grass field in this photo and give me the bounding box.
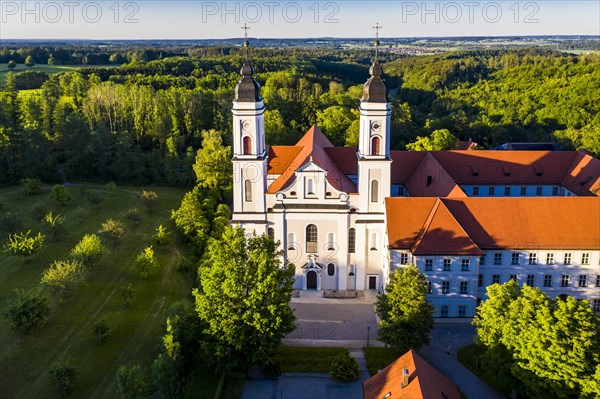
[0,64,114,86]
[363,347,403,376]
[276,346,348,373]
[0,183,192,398]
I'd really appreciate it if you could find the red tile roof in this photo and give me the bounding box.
[363,350,461,399]
[404,153,466,197]
[456,140,478,150]
[560,151,600,196]
[386,197,600,252]
[267,125,357,194]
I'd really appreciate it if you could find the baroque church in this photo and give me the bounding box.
[230,37,600,317]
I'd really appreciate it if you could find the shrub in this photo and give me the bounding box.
[4,288,51,334]
[99,218,125,246]
[329,353,359,382]
[92,318,111,344]
[40,260,86,296]
[3,230,45,256]
[49,360,77,396]
[43,211,65,239]
[140,190,158,212]
[20,177,41,196]
[0,212,23,237]
[153,224,171,246]
[71,234,105,267]
[135,246,157,279]
[125,208,142,224]
[50,185,72,206]
[86,191,104,205]
[105,181,117,191]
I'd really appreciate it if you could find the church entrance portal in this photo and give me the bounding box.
[368,276,377,290]
[306,270,317,289]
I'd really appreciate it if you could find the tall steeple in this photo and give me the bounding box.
[232,24,267,217]
[234,24,262,102]
[357,23,391,213]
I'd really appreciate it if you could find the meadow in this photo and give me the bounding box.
[0,63,113,86]
[0,184,191,398]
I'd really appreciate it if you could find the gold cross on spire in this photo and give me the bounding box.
[242,23,250,41]
[373,22,382,61]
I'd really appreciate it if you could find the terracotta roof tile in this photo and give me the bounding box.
[267,146,302,175]
[560,150,600,196]
[363,350,461,399]
[405,153,464,197]
[386,197,600,252]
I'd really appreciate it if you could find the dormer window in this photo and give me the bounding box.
[534,165,543,177]
[471,166,479,177]
[426,175,433,186]
[503,166,511,177]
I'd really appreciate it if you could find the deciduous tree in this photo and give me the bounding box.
[193,227,296,368]
[375,265,435,352]
[40,259,86,295]
[406,129,459,151]
[70,234,105,267]
[193,130,231,190]
[4,288,51,334]
[99,218,125,247]
[135,246,158,279]
[50,184,72,206]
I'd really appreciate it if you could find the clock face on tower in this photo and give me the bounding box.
[242,120,252,132]
[371,120,382,133]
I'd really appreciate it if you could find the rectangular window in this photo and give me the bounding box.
[479,254,485,265]
[596,275,600,287]
[582,253,590,265]
[544,274,553,287]
[529,253,537,265]
[579,275,588,287]
[443,259,452,272]
[458,305,467,317]
[492,274,501,284]
[526,274,535,286]
[473,186,479,196]
[593,299,600,311]
[425,259,433,271]
[536,186,543,196]
[509,274,518,282]
[552,187,559,196]
[460,281,469,294]
[426,281,432,294]
[400,253,408,265]
[440,305,449,318]
[520,186,527,196]
[494,252,502,265]
[442,281,450,294]
[461,259,470,271]
[564,253,572,265]
[561,275,570,287]
[546,253,554,265]
[348,228,356,254]
[504,187,511,196]
[511,252,519,265]
[488,186,495,196]
[478,274,484,287]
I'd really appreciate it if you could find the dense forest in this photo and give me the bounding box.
[1,46,599,185]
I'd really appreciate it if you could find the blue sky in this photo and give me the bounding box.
[1,1,599,39]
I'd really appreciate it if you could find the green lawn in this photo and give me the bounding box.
[457,344,512,397]
[276,346,348,373]
[363,347,403,376]
[0,64,114,86]
[0,184,192,398]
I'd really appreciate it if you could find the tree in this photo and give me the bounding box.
[48,55,57,66]
[193,227,296,368]
[20,177,41,195]
[116,365,146,399]
[135,246,158,279]
[140,190,158,212]
[3,230,45,256]
[316,105,356,146]
[120,284,136,309]
[375,265,435,352]
[50,184,72,206]
[92,318,111,344]
[7,60,16,69]
[330,353,360,382]
[40,260,86,296]
[43,211,65,239]
[473,279,521,347]
[25,55,35,67]
[70,234,105,267]
[99,218,125,247]
[171,188,210,249]
[153,224,172,246]
[193,130,231,190]
[406,129,459,151]
[49,361,77,397]
[4,288,51,334]
[125,208,142,224]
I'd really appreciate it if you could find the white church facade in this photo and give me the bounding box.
[230,40,600,316]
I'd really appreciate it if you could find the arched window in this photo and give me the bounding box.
[306,224,318,252]
[306,178,315,196]
[371,136,381,156]
[287,233,295,250]
[370,233,378,250]
[327,233,335,250]
[370,180,379,203]
[327,263,335,276]
[267,228,275,241]
[244,179,253,202]
[348,228,356,253]
[348,264,355,276]
[243,136,252,155]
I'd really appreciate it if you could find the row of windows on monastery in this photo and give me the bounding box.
[469,185,572,196]
[396,252,595,268]
[244,178,381,202]
[425,274,600,294]
[267,226,378,253]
